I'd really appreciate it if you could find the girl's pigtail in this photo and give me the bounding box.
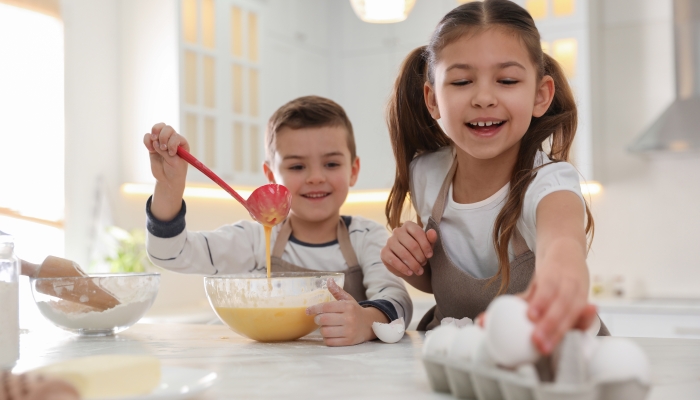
[385,46,450,229]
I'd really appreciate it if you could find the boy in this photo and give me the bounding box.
[143,96,412,346]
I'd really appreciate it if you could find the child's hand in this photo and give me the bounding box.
[143,123,190,221]
[305,279,389,346]
[381,221,437,276]
[523,261,598,355]
[143,123,189,185]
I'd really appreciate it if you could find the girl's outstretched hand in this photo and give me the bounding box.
[381,221,437,277]
[525,191,599,355]
[523,271,598,354]
[305,279,388,346]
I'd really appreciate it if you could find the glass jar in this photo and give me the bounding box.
[0,232,19,369]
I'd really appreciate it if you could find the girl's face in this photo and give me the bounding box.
[425,28,554,161]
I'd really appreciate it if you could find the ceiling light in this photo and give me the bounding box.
[350,0,416,24]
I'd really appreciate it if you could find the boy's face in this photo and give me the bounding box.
[264,125,360,224]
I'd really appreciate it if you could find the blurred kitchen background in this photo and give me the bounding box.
[1,0,699,338]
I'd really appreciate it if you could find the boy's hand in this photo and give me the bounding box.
[306,279,389,347]
[143,123,190,221]
[144,123,189,184]
[381,221,437,277]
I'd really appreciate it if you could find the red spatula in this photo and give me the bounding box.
[176,146,291,226]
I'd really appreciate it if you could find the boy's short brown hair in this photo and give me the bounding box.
[265,96,356,162]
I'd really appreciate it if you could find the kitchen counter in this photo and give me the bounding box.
[13,323,700,399]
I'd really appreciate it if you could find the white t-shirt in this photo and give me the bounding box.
[146,212,412,324]
[410,146,585,279]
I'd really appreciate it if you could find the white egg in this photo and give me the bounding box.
[448,325,485,361]
[588,337,651,384]
[372,317,405,344]
[473,335,497,367]
[484,295,540,368]
[422,323,460,358]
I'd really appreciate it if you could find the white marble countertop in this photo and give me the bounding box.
[13,323,700,399]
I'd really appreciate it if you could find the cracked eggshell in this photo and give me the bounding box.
[588,337,651,384]
[440,316,473,328]
[423,323,460,357]
[484,295,540,368]
[449,325,485,361]
[372,317,405,343]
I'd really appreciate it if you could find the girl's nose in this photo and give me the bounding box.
[471,82,497,108]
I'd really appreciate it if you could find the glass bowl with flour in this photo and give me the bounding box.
[30,273,160,336]
[205,272,343,342]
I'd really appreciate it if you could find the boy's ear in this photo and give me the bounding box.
[263,162,276,183]
[533,75,555,118]
[349,156,360,187]
[424,82,440,120]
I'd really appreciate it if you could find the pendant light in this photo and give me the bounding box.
[350,0,416,24]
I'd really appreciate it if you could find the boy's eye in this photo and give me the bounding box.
[326,162,340,168]
[288,164,304,171]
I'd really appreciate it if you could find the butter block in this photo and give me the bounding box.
[33,355,160,399]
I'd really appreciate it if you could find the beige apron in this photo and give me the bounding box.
[417,156,609,337]
[270,217,368,302]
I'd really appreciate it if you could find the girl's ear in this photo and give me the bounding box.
[263,162,276,183]
[424,82,441,120]
[349,156,360,187]
[533,75,555,117]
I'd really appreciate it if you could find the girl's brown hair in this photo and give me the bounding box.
[385,0,594,294]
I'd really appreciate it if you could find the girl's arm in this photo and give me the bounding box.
[524,191,597,354]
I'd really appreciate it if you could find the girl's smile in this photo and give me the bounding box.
[466,118,507,138]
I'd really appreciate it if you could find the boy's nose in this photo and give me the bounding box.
[305,167,326,184]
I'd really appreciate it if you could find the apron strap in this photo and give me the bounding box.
[428,150,531,254]
[271,217,360,268]
[271,219,292,258]
[430,153,458,224]
[337,217,360,267]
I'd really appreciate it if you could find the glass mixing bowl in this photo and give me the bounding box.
[30,273,160,336]
[204,272,344,342]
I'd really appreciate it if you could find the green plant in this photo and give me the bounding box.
[105,227,151,273]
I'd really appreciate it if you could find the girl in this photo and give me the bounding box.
[380,0,608,355]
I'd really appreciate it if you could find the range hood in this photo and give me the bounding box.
[629,0,700,153]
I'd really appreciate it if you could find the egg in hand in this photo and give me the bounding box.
[484,295,540,368]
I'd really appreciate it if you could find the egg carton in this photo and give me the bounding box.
[422,332,650,400]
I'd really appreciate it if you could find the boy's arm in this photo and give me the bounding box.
[357,221,414,327]
[145,197,260,275]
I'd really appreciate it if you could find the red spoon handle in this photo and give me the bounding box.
[176,146,249,207]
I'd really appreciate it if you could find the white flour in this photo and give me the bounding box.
[0,280,19,368]
[37,300,152,331]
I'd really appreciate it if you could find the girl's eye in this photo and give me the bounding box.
[500,79,518,85]
[326,162,340,168]
[451,80,471,86]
